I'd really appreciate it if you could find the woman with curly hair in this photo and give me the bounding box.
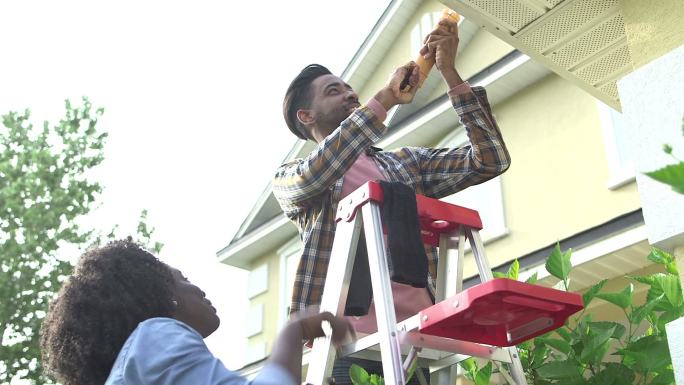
[40,238,354,385]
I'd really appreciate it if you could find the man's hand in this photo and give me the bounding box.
[373,62,420,110]
[295,310,356,346]
[420,19,463,88]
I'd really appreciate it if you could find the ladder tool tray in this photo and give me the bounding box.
[336,181,584,347]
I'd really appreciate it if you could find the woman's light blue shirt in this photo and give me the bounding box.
[105,317,295,385]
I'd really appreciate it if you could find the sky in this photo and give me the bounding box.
[0,0,390,370]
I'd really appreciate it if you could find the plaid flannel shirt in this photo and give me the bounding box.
[273,86,510,314]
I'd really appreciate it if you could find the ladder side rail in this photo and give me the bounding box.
[435,233,450,303]
[362,202,406,385]
[432,227,464,385]
[435,226,464,301]
[465,227,494,282]
[452,225,466,295]
[507,348,528,385]
[305,213,364,385]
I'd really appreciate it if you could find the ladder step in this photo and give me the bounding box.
[418,278,584,346]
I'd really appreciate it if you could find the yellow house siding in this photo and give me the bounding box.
[620,0,684,70]
[246,250,282,355]
[463,73,640,274]
[453,29,514,81]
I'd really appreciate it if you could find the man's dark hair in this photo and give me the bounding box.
[283,64,332,140]
[40,238,176,385]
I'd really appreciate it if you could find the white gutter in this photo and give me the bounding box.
[217,215,294,269]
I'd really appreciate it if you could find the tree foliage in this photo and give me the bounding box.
[1,98,107,383]
[1,99,163,384]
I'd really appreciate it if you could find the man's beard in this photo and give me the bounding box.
[318,107,354,132]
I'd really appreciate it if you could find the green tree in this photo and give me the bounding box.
[0,99,163,383]
[1,98,106,383]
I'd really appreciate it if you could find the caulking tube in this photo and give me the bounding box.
[402,8,460,91]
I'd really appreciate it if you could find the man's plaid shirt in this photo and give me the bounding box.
[273,86,510,314]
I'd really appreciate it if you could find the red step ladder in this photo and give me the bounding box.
[305,181,583,385]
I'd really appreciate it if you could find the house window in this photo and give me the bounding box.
[410,12,442,56]
[278,238,301,327]
[596,101,635,189]
[245,303,264,337]
[410,12,464,57]
[245,341,266,364]
[436,127,508,242]
[246,264,268,299]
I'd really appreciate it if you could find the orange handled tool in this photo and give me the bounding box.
[401,8,460,92]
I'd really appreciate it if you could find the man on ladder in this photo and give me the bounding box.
[274,16,511,384]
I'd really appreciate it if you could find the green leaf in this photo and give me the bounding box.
[540,338,571,355]
[460,357,477,374]
[656,309,684,335]
[596,283,634,309]
[493,271,508,279]
[532,344,550,368]
[545,243,572,282]
[618,335,671,371]
[591,321,626,340]
[649,369,675,385]
[630,293,665,324]
[588,363,634,385]
[459,358,477,380]
[645,161,684,194]
[628,274,657,286]
[555,378,586,385]
[536,360,581,380]
[555,327,572,342]
[647,248,679,274]
[507,259,520,280]
[631,273,672,312]
[349,364,370,385]
[654,273,683,307]
[526,272,539,284]
[580,323,615,363]
[582,279,607,307]
[369,374,382,385]
[474,362,492,385]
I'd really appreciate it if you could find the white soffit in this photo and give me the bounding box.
[518,225,652,291]
[441,0,632,110]
[217,216,295,269]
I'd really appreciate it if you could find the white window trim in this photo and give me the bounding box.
[278,237,301,327]
[596,101,636,190]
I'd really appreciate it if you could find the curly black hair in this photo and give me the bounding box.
[40,239,176,385]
